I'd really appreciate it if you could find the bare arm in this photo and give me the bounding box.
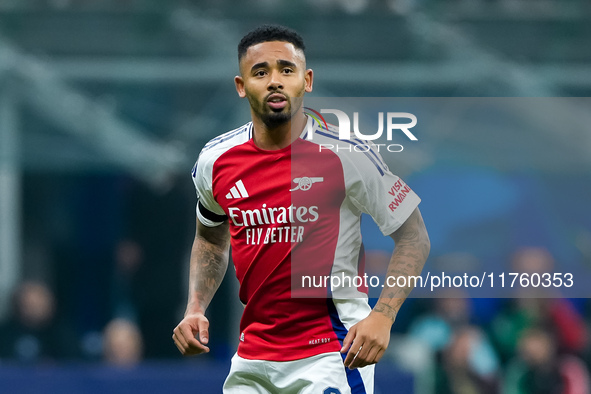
[173,218,230,356]
[342,207,430,369]
[186,219,231,314]
[373,207,430,322]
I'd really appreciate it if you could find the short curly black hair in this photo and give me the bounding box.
[238,24,305,62]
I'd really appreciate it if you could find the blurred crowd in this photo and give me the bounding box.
[0,279,142,367]
[0,175,197,366]
[386,247,591,394]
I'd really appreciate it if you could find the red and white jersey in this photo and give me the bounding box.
[192,116,420,361]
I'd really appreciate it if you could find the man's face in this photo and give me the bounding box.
[235,41,313,127]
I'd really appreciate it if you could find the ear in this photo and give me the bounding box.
[235,76,246,98]
[305,69,314,93]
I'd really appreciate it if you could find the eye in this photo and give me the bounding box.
[282,68,294,74]
[254,70,267,77]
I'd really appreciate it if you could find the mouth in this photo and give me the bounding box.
[266,93,288,110]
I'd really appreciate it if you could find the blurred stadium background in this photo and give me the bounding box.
[1,0,591,393]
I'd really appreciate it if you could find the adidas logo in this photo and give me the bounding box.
[226,180,249,199]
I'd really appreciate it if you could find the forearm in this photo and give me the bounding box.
[373,209,430,322]
[340,209,429,369]
[186,221,230,315]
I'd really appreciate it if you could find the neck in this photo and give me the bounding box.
[251,109,307,150]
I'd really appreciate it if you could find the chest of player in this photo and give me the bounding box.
[211,139,346,231]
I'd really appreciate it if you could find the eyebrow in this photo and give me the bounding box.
[250,59,298,73]
[277,59,297,68]
[251,61,269,72]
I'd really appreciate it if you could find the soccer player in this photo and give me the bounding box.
[172,25,430,393]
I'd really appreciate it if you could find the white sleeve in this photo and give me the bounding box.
[191,155,227,227]
[342,147,420,236]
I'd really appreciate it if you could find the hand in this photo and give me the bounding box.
[172,313,210,356]
[340,311,392,369]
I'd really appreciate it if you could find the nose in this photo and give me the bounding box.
[267,70,283,91]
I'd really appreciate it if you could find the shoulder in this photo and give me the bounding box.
[192,122,253,176]
[303,119,390,177]
[201,122,253,158]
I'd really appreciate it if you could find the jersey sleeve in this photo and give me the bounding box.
[191,155,228,227]
[343,145,421,236]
